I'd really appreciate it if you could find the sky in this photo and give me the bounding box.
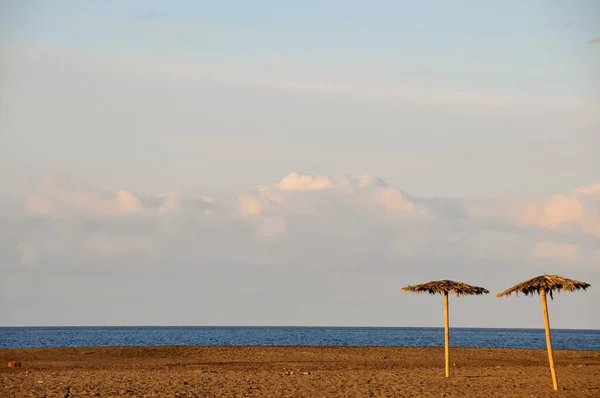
[0,1,599,329]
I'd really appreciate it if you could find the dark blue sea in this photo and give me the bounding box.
[1,327,599,350]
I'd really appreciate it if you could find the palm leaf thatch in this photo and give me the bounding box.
[496,274,590,300]
[402,280,489,297]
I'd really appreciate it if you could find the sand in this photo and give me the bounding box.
[1,346,599,397]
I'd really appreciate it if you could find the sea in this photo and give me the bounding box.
[1,327,599,350]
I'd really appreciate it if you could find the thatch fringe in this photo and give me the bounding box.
[497,274,590,300]
[402,280,489,297]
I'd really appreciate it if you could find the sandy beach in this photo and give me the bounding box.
[1,346,599,397]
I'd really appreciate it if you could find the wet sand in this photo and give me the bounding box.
[1,346,599,397]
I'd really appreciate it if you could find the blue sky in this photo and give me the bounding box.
[3,1,599,98]
[0,1,599,328]
[1,1,598,196]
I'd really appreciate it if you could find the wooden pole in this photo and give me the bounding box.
[444,291,450,378]
[541,288,558,390]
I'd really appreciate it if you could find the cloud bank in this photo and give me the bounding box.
[1,173,598,327]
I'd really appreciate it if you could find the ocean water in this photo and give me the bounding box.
[1,327,599,350]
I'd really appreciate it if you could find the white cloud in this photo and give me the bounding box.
[519,194,583,229]
[21,175,218,219]
[370,187,418,213]
[1,172,599,327]
[239,195,265,216]
[516,184,600,237]
[235,172,430,238]
[115,190,140,212]
[576,183,600,196]
[8,173,600,250]
[533,241,580,261]
[25,176,140,216]
[275,172,333,191]
[158,191,182,213]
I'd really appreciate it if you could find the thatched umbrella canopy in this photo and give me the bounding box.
[497,274,590,299]
[497,274,591,391]
[402,280,489,377]
[402,280,489,297]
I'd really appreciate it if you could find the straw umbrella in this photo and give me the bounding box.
[402,280,489,377]
[497,274,591,391]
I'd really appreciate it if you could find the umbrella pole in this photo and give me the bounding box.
[541,288,558,390]
[444,291,449,378]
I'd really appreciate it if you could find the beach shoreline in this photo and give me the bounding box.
[2,345,599,397]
